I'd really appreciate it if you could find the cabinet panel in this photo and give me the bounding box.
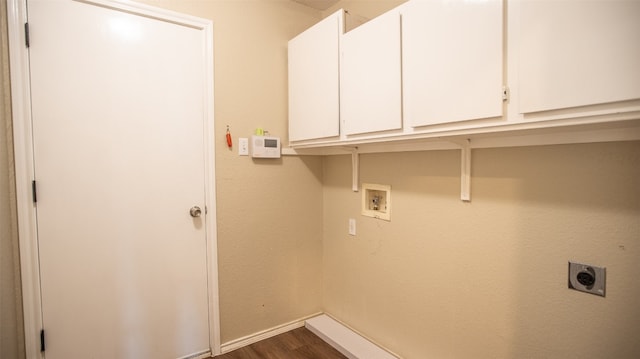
[518,0,640,113]
[401,0,503,127]
[288,10,343,142]
[340,9,402,136]
[402,0,503,127]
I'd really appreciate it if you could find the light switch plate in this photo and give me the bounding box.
[238,137,249,156]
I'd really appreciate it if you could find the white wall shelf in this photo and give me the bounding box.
[284,119,640,155]
[283,119,640,201]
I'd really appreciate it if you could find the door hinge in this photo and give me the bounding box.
[502,86,509,101]
[24,23,30,48]
[32,180,37,203]
[40,329,45,352]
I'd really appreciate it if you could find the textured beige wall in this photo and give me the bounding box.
[322,142,640,358]
[1,1,25,357]
[323,0,407,19]
[134,1,325,344]
[323,0,406,31]
[319,2,639,357]
[7,1,638,358]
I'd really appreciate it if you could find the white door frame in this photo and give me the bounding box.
[6,0,220,357]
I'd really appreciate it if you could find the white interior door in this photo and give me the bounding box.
[28,1,214,358]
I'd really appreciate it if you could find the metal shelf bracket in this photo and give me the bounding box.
[460,139,471,202]
[351,148,359,192]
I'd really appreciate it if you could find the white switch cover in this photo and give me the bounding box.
[238,137,249,156]
[348,218,356,236]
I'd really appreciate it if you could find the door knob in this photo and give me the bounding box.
[190,206,202,218]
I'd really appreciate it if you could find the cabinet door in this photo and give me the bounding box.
[518,0,640,113]
[341,9,402,136]
[402,0,503,127]
[288,10,343,142]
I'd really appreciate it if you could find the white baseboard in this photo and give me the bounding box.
[218,312,399,359]
[177,349,211,359]
[305,314,399,359]
[219,312,323,354]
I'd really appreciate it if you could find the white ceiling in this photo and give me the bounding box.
[292,0,341,11]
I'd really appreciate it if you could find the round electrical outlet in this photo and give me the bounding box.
[577,268,596,288]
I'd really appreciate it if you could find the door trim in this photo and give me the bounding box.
[6,1,220,357]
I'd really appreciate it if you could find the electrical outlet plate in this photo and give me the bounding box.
[361,183,391,221]
[568,261,606,297]
[348,218,356,236]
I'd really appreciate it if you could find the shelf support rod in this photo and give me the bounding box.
[460,139,471,202]
[351,148,359,192]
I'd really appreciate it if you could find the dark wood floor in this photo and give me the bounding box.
[213,327,347,359]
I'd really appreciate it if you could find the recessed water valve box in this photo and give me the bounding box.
[568,261,606,297]
[361,183,391,221]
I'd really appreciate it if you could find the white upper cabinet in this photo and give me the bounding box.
[401,0,504,127]
[288,10,343,142]
[518,0,640,113]
[287,0,640,150]
[340,9,402,136]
